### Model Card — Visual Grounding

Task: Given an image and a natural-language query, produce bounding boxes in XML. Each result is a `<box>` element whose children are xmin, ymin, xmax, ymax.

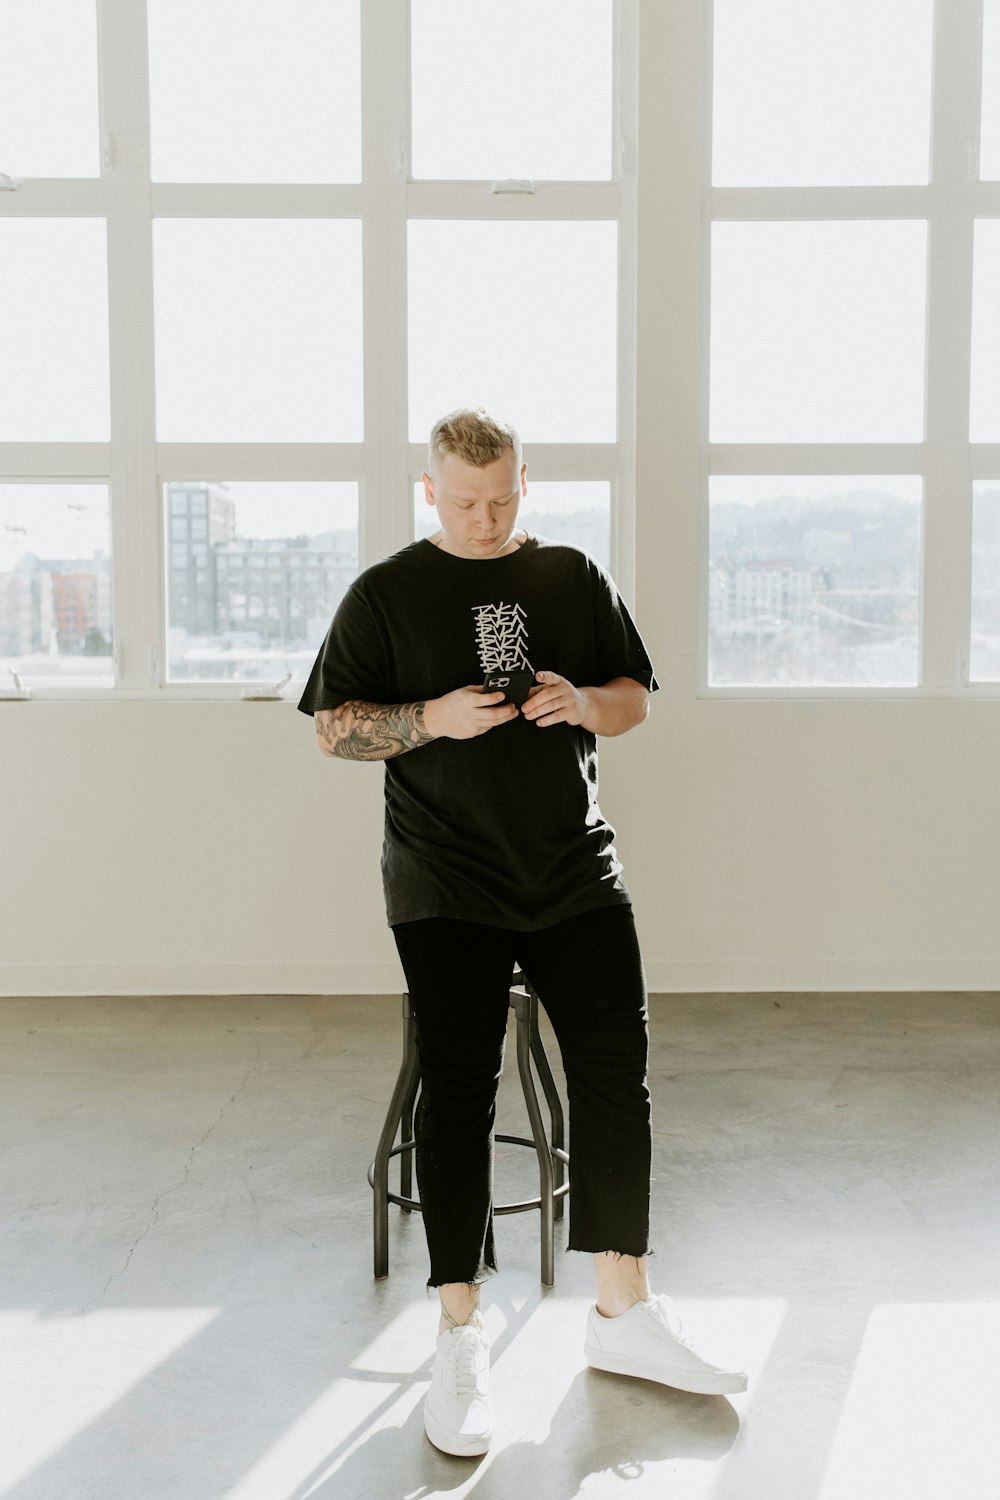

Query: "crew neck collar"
<box><xmin>420</xmin><ymin>532</ymin><xmax>537</xmax><ymax>565</ymax></box>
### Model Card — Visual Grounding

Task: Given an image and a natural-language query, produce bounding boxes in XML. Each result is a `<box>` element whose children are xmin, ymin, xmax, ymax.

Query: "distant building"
<box><xmin>0</xmin><ymin>553</ymin><xmax>110</xmax><ymax>657</ymax></box>
<box><xmin>167</xmin><ymin>482</ymin><xmax>236</xmax><ymax>635</ymax></box>
<box><xmin>165</xmin><ymin>482</ymin><xmax>356</xmax><ymax>652</ymax></box>
<box><xmin>710</xmin><ymin>559</ymin><xmax>816</xmax><ymax>631</ymax></box>
<box><xmin>213</xmin><ymin>533</ymin><xmax>355</xmax><ymax>644</ymax></box>
<box><xmin>0</xmin><ymin>566</ymin><xmax>47</xmax><ymax>657</ymax></box>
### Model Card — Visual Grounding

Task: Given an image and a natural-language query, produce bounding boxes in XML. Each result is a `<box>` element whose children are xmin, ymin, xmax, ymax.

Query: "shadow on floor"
<box><xmin>308</xmin><ymin>1367</ymin><xmax>740</xmax><ymax>1499</ymax></box>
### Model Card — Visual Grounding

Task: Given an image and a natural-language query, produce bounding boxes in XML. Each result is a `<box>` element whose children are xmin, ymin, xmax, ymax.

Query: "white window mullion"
<box><xmin>405</xmin><ymin>182</ymin><xmax>621</xmax><ymax>220</ymax></box>
<box><xmin>921</xmin><ymin>0</ymin><xmax>984</xmax><ymax>690</ymax></box>
<box><xmin>98</xmin><ymin>0</ymin><xmax>158</xmax><ymax>691</ymax></box>
<box><xmin>149</xmin><ymin>184</ymin><xmax>364</xmax><ymax>218</ymax></box>
<box><xmin>972</xmin><ymin>444</ymin><xmax>1000</xmax><ymax>476</ymax></box>
<box><xmin>613</xmin><ymin>0</ymin><xmax>639</xmax><ymax>599</ymax></box>
<box><xmin>0</xmin><ymin>443</ymin><xmax>111</xmax><ymax>478</ymax></box>
<box><xmin>360</xmin><ymin>0</ymin><xmax>411</xmax><ymax>568</ymax></box>
<box><xmin>712</xmin><ymin>184</ymin><xmax>930</xmax><ymax>221</ymax></box>
<box><xmin>0</xmin><ymin>180</ymin><xmax>104</xmax><ymax>216</ymax></box>
<box><xmin>155</xmin><ymin>445</ymin><xmax>366</xmax><ymax>484</ymax></box>
<box><xmin>635</xmin><ymin>0</ymin><xmax>706</xmax><ymax>698</ymax></box>
<box><xmin>708</xmin><ymin>443</ymin><xmax>926</xmax><ymax>475</ymax></box>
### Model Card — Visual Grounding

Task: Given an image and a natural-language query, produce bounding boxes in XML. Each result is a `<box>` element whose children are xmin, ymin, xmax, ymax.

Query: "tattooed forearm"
<box><xmin>315</xmin><ymin>700</ymin><xmax>436</xmax><ymax>761</ymax></box>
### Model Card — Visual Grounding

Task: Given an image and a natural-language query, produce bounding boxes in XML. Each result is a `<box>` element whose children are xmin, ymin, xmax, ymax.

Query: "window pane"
<box><xmin>712</xmin><ymin>0</ymin><xmax>932</xmax><ymax>186</ymax></box>
<box><xmin>164</xmin><ymin>481</ymin><xmax>358</xmax><ymax>683</ymax></box>
<box><xmin>982</xmin><ymin>0</ymin><xmax>1000</xmax><ymax>180</ymax></box>
<box><xmin>971</xmin><ymin>482</ymin><xmax>1000</xmax><ymax>681</ymax></box>
<box><xmin>0</xmin><ymin>484</ymin><xmax>112</xmax><ymax>687</ymax></box>
<box><xmin>970</xmin><ymin>221</ymin><xmax>1000</xmax><ymax>441</ymax></box>
<box><xmin>710</xmin><ymin>222</ymin><xmax>926</xmax><ymax>442</ymax></box>
<box><xmin>153</xmin><ymin>220</ymin><xmax>363</xmax><ymax>441</ymax></box>
<box><xmin>408</xmin><ymin>221</ymin><xmax>617</xmax><ymax>443</ymax></box>
<box><xmin>0</xmin><ymin>219</ymin><xmax>110</xmax><ymax>440</ymax></box>
<box><xmin>0</xmin><ymin>0</ymin><xmax>100</xmax><ymax>178</ymax></box>
<box><xmin>414</xmin><ymin>480</ymin><xmax>611</xmax><ymax>568</ymax></box>
<box><xmin>410</xmin><ymin>0</ymin><xmax>612</xmax><ymax>181</ymax></box>
<box><xmin>147</xmin><ymin>0</ymin><xmax>361</xmax><ymax>183</ymax></box>
<box><xmin>708</xmin><ymin>476</ymin><xmax>921</xmax><ymax>686</ymax></box>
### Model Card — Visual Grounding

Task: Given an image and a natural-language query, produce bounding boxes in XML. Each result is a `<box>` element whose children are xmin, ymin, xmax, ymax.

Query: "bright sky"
<box><xmin>220</xmin><ymin>482</ymin><xmax>357</xmax><ymax>538</ymax></box>
<box><xmin>712</xmin><ymin>0</ymin><xmax>934</xmax><ymax>186</ymax></box>
<box><xmin>0</xmin><ymin>485</ymin><xmax>109</xmax><ymax>571</ymax></box>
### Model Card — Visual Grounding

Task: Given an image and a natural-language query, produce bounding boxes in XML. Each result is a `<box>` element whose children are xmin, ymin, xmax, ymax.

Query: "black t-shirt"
<box><xmin>297</xmin><ymin>533</ymin><xmax>659</xmax><ymax>930</ymax></box>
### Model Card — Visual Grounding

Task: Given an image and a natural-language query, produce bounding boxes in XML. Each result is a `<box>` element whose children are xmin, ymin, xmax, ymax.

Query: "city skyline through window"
<box><xmin>708</xmin><ymin>477</ymin><xmax>921</xmax><ymax>687</ymax></box>
<box><xmin>164</xmin><ymin>482</ymin><xmax>358</xmax><ymax>684</ymax></box>
<box><xmin>0</xmin><ymin>485</ymin><xmax>112</xmax><ymax>687</ymax></box>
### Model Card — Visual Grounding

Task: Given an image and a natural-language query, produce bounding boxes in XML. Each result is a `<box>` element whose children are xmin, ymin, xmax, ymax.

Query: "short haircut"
<box><xmin>428</xmin><ymin>407</ymin><xmax>522</xmax><ymax>477</ymax></box>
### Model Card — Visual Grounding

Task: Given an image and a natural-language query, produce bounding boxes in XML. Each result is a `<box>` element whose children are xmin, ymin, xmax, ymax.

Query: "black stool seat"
<box><xmin>368</xmin><ymin>971</ymin><xmax>569</xmax><ymax>1287</ymax></box>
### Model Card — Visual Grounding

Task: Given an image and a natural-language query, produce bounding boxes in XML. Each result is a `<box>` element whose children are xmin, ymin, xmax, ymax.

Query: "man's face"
<box><xmin>421</xmin><ymin>450</ymin><xmax>528</xmax><ymax>560</ymax></box>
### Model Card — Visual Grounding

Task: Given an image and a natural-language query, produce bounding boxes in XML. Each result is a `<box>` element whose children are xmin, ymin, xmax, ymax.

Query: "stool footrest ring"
<box><xmin>367</xmin><ymin>1135</ymin><xmax>570</xmax><ymax>1215</ymax></box>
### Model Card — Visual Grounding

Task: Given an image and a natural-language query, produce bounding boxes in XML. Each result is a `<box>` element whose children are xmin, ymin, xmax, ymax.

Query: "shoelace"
<box><xmin>450</xmin><ymin>1333</ymin><xmax>487</xmax><ymax>1395</ymax></box>
<box><xmin>646</xmin><ymin>1296</ymin><xmax>697</xmax><ymax>1350</ymax></box>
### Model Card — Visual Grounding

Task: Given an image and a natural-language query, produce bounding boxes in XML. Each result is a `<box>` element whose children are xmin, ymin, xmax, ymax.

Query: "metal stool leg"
<box><xmin>398</xmin><ymin>1000</ymin><xmax>420</xmax><ymax>1208</ymax></box>
<box><xmin>511</xmin><ymin>986</ymin><xmax>555</xmax><ymax>1288</ymax></box>
<box><xmin>372</xmin><ymin>993</ymin><xmax>421</xmax><ymax>1279</ymax></box>
<box><xmin>524</xmin><ymin>979</ymin><xmax>567</xmax><ymax>1222</ymax></box>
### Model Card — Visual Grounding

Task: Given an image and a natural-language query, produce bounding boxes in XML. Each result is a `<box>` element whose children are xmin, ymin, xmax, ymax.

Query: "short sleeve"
<box><xmin>590</xmin><ymin>561</ymin><xmax>660</xmax><ymax>692</ymax></box>
<box><xmin>296</xmin><ymin>583</ymin><xmax>393</xmax><ymax>717</ymax></box>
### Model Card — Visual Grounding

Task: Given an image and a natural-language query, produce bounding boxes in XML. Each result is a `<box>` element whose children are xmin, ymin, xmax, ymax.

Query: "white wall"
<box><xmin>2</xmin><ymin>692</ymin><xmax>999</xmax><ymax>996</ymax></box>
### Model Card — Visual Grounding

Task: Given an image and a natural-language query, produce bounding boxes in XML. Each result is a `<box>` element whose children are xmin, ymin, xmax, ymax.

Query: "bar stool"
<box><xmin>368</xmin><ymin>971</ymin><xmax>570</xmax><ymax>1287</ymax></box>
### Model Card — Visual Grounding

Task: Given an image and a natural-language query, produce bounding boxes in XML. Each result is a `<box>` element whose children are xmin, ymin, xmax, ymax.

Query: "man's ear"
<box><xmin>421</xmin><ymin>470</ymin><xmax>436</xmax><ymax>507</ymax></box>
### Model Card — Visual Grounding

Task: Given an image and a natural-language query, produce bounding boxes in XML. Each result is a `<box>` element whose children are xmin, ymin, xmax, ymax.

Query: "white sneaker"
<box><xmin>424</xmin><ymin>1324</ymin><xmax>493</xmax><ymax>1456</ymax></box>
<box><xmin>584</xmin><ymin>1294</ymin><xmax>748</xmax><ymax>1396</ymax></box>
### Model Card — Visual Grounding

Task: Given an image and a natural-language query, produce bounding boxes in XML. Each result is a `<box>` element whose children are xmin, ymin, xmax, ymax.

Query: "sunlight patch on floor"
<box><xmin>816</xmin><ymin>1303</ymin><xmax>1000</xmax><ymax>1500</ymax></box>
<box><xmin>0</xmin><ymin>1308</ymin><xmax>219</xmax><ymax>1496</ymax></box>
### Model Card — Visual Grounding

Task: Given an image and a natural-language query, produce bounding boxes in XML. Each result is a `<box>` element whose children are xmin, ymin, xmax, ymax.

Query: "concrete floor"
<box><xmin>1</xmin><ymin>990</ymin><xmax>998</xmax><ymax>1500</ymax></box>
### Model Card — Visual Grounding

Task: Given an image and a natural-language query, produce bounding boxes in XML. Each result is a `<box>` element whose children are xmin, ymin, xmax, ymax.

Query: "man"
<box><xmin>298</xmin><ymin>408</ymin><xmax>746</xmax><ymax>1457</ymax></box>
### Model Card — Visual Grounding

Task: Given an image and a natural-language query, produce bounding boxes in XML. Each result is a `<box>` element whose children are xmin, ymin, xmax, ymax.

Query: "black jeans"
<box><xmin>391</xmin><ymin>903</ymin><xmax>652</xmax><ymax>1288</ymax></box>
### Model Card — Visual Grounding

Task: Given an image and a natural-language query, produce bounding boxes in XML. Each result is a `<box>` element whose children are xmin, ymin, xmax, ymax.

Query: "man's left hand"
<box><xmin>521</xmin><ymin>670</ymin><xmax>587</xmax><ymax>727</ymax></box>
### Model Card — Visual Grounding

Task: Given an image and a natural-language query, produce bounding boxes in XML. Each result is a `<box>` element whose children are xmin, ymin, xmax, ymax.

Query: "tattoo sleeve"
<box><xmin>315</xmin><ymin>700</ymin><xmax>436</xmax><ymax>761</ymax></box>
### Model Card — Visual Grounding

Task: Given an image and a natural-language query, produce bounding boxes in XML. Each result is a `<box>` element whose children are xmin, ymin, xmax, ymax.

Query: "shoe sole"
<box><xmin>424</xmin><ymin>1406</ymin><xmax>492</xmax><ymax>1458</ymax></box>
<box><xmin>584</xmin><ymin>1342</ymin><xmax>748</xmax><ymax>1396</ymax></box>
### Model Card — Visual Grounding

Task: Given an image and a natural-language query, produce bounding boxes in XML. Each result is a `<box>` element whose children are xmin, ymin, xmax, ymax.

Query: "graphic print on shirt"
<box><xmin>472</xmin><ymin>600</ymin><xmax>533</xmax><ymax>673</ymax></box>
<box><xmin>472</xmin><ymin>600</ymin><xmax>535</xmax><ymax>705</ymax></box>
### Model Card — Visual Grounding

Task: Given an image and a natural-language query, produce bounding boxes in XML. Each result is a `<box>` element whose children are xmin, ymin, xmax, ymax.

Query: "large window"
<box><xmin>1</xmin><ymin>1</ymin><xmax>996</xmax><ymax>698</ymax></box>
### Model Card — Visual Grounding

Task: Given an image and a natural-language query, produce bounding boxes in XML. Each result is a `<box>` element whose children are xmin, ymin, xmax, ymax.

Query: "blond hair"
<box><xmin>428</xmin><ymin>407</ymin><xmax>522</xmax><ymax>476</ymax></box>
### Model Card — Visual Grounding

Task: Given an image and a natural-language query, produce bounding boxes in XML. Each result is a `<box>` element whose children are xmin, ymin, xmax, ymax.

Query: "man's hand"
<box><xmin>521</xmin><ymin>670</ymin><xmax>587</xmax><ymax>727</ymax></box>
<box><xmin>521</xmin><ymin>671</ymin><xmax>651</xmax><ymax>735</ymax></box>
<box><xmin>424</xmin><ymin>684</ymin><xmax>520</xmax><ymax>740</ymax></box>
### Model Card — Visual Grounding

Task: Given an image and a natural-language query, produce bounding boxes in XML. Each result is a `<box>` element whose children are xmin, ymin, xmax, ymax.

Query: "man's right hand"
<box><xmin>424</xmin><ymin>685</ymin><xmax>520</xmax><ymax>740</ymax></box>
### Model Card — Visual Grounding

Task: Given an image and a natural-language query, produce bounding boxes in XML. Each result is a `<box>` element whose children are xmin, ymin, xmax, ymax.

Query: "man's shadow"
<box><xmin>305</xmin><ymin>1367</ymin><xmax>740</xmax><ymax>1499</ymax></box>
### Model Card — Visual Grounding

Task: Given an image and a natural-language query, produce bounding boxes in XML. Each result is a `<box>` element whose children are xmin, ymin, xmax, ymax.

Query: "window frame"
<box><xmin>3</xmin><ymin>0</ymin><xmax>998</xmax><ymax>700</ymax></box>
